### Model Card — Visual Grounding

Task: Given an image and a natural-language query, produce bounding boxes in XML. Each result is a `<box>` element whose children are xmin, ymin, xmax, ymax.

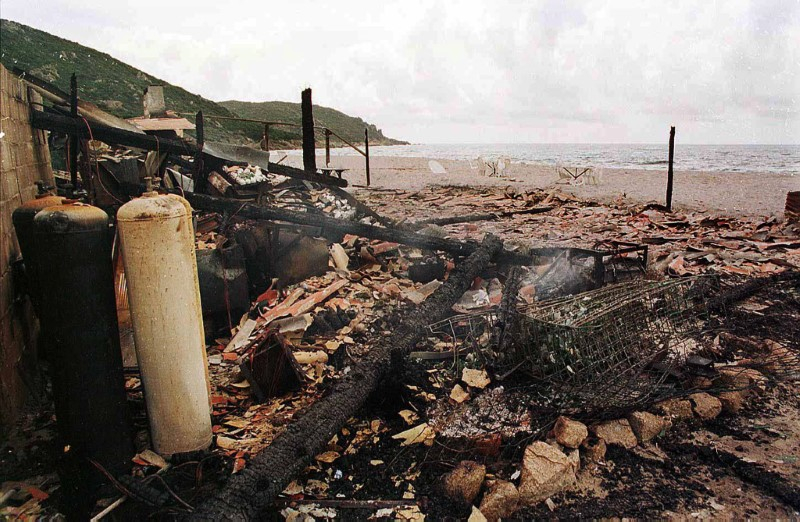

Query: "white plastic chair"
<box><xmin>556</xmin><ymin>164</ymin><xmax>571</xmax><ymax>183</ymax></box>
<box><xmin>428</xmin><ymin>160</ymin><xmax>447</xmax><ymax>174</ymax></box>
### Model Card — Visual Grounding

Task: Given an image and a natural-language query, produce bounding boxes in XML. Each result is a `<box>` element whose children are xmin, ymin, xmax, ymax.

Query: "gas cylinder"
<box><xmin>117</xmin><ymin>190</ymin><xmax>212</xmax><ymax>455</ymax></box>
<box><xmin>11</xmin><ymin>195</ymin><xmax>66</xmax><ymax>314</ymax></box>
<box><xmin>33</xmin><ymin>202</ymin><xmax>133</xmax><ymax>517</ymax></box>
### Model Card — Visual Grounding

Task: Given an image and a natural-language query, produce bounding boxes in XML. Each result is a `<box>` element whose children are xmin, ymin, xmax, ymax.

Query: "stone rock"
<box><xmin>631</xmin><ymin>443</ymin><xmax>669</xmax><ymax>463</ymax></box>
<box><xmin>627</xmin><ymin>411</ymin><xmax>670</xmax><ymax>443</ymax></box>
<box><xmin>716</xmin><ymin>368</ymin><xmax>751</xmax><ymax>389</ymax></box>
<box><xmin>468</xmin><ymin>506</ymin><xmax>488</xmax><ymax>522</ymax></box>
<box><xmin>718</xmin><ymin>391</ymin><xmax>745</xmax><ymax>414</ymax></box>
<box><xmin>518</xmin><ymin>442</ymin><xmax>577</xmax><ymax>506</ymax></box>
<box><xmin>441</xmin><ymin>460</ymin><xmax>486</xmax><ymax>505</ymax></box>
<box><xmin>689</xmin><ymin>392</ymin><xmax>722</xmax><ymax>420</ymax></box>
<box><xmin>590</xmin><ymin>419</ymin><xmax>638</xmax><ymax>449</ymax></box>
<box><xmin>478</xmin><ymin>480</ymin><xmax>520</xmax><ymax>522</ymax></box>
<box><xmin>689</xmin><ymin>376</ymin><xmax>713</xmax><ymax>389</ymax></box>
<box><xmin>565</xmin><ymin>448</ymin><xmax>580</xmax><ymax>472</ymax></box>
<box><xmin>655</xmin><ymin>398</ymin><xmax>694</xmax><ymax>419</ymax></box>
<box><xmin>763</xmin><ymin>340</ymin><xmax>792</xmax><ymax>373</ymax></box>
<box><xmin>581</xmin><ymin>437</ymin><xmax>607</xmax><ymax>463</ymax></box>
<box><xmin>553</xmin><ymin>416</ymin><xmax>588</xmax><ymax>449</ymax></box>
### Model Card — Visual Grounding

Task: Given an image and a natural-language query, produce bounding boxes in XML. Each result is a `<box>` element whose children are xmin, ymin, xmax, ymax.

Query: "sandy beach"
<box><xmin>282</xmin><ymin>154</ymin><xmax>799</xmax><ymax>218</ymax></box>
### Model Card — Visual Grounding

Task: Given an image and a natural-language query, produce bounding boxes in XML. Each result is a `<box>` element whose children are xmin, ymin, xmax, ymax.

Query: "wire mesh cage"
<box><xmin>418</xmin><ymin>273</ymin><xmax>799</xmax><ymax>429</ymax></box>
<box><xmin>717</xmin><ymin>273</ymin><xmax>800</xmax><ymax>382</ymax></box>
<box><xmin>500</xmin><ymin>276</ymin><xmax>720</xmax><ymax>418</ymax></box>
<box><xmin>420</xmin><ymin>312</ymin><xmax>499</xmax><ymax>366</ymax></box>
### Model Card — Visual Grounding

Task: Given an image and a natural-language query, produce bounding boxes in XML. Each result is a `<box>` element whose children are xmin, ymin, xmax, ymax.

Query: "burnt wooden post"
<box><xmin>69</xmin><ymin>73</ymin><xmax>79</xmax><ymax>189</ymax></box>
<box><xmin>365</xmin><ymin>128</ymin><xmax>371</xmax><ymax>186</ymax></box>
<box><xmin>263</xmin><ymin>124</ymin><xmax>270</xmax><ymax>153</ymax></box>
<box><xmin>194</xmin><ymin>111</ymin><xmax>205</xmax><ymax>192</ymax></box>
<box><xmin>324</xmin><ymin>129</ymin><xmax>331</xmax><ymax>166</ymax></box>
<box><xmin>666</xmin><ymin>126</ymin><xmax>675</xmax><ymax>211</ymax></box>
<box><xmin>301</xmin><ymin>88</ymin><xmax>316</xmax><ymax>173</ymax></box>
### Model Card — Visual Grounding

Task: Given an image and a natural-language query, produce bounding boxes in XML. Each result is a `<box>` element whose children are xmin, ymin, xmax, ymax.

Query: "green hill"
<box><xmin>219</xmin><ymin>100</ymin><xmax>407</xmax><ymax>147</ymax></box>
<box><xmin>0</xmin><ymin>19</ymin><xmax>404</xmax><ymax>147</ymax></box>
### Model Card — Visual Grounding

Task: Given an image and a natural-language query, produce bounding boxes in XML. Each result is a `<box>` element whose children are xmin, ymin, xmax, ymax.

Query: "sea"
<box><xmin>319</xmin><ymin>143</ymin><xmax>800</xmax><ymax>174</ymax></box>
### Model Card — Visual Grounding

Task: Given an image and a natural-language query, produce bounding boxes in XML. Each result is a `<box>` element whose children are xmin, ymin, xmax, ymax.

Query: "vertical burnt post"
<box><xmin>301</xmin><ymin>88</ymin><xmax>316</xmax><ymax>173</ymax></box>
<box><xmin>325</xmin><ymin>129</ymin><xmax>331</xmax><ymax>166</ymax></box>
<box><xmin>666</xmin><ymin>126</ymin><xmax>675</xmax><ymax>211</ymax></box>
<box><xmin>194</xmin><ymin>111</ymin><xmax>205</xmax><ymax>192</ymax></box>
<box><xmin>365</xmin><ymin>128</ymin><xmax>371</xmax><ymax>187</ymax></box>
<box><xmin>263</xmin><ymin>124</ymin><xmax>270</xmax><ymax>153</ymax></box>
<box><xmin>69</xmin><ymin>73</ymin><xmax>79</xmax><ymax>189</ymax></box>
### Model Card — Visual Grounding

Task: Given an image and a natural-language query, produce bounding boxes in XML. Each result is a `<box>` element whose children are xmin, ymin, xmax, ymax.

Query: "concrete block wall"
<box><xmin>0</xmin><ymin>63</ymin><xmax>55</xmax><ymax>435</ymax></box>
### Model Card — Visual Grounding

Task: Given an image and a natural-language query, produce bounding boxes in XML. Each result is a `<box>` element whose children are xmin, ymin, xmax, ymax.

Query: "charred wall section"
<box><xmin>0</xmin><ymin>63</ymin><xmax>55</xmax><ymax>435</ymax></box>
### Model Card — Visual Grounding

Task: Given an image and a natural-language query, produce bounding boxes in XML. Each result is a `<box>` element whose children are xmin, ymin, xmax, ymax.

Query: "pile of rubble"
<box><xmin>4</xmin><ymin>161</ymin><xmax>800</xmax><ymax>519</ymax></box>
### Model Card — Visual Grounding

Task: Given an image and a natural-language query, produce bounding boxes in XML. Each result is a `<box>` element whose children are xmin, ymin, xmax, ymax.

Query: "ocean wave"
<box><xmin>324</xmin><ymin>143</ymin><xmax>800</xmax><ymax>174</ymax></box>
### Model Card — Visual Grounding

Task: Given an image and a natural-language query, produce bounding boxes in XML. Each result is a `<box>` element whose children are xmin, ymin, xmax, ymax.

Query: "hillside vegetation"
<box><xmin>220</xmin><ymin>100</ymin><xmax>406</xmax><ymax>147</ymax></box>
<box><xmin>0</xmin><ymin>19</ymin><xmax>404</xmax><ymax>146</ymax></box>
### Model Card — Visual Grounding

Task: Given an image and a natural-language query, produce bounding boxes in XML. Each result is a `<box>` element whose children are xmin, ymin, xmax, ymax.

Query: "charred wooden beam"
<box><xmin>410</xmin><ymin>206</ymin><xmax>553</xmax><ymax>228</ymax></box>
<box><xmin>186</xmin><ymin>194</ymin><xmax>591</xmax><ymax>266</ymax></box>
<box><xmin>186</xmin><ymin>192</ymin><xmax>480</xmax><ymax>258</ymax></box>
<box><xmin>666</xmin><ymin>126</ymin><xmax>675</xmax><ymax>211</ymax></box>
<box><xmin>190</xmin><ymin>234</ymin><xmax>503</xmax><ymax>520</ymax></box>
<box><xmin>31</xmin><ymin>110</ymin><xmax>196</xmax><ymax>156</ymax></box>
<box><xmin>707</xmin><ymin>270</ymin><xmax>800</xmax><ymax>313</ymax></box>
<box><xmin>301</xmin><ymin>88</ymin><xmax>316</xmax><ymax>174</ymax></box>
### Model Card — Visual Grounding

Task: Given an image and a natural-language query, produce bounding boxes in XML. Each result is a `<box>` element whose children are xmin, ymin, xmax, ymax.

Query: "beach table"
<box><xmin>318</xmin><ymin>167</ymin><xmax>348</xmax><ymax>179</ymax></box>
<box><xmin>560</xmin><ymin>166</ymin><xmax>592</xmax><ymax>183</ymax></box>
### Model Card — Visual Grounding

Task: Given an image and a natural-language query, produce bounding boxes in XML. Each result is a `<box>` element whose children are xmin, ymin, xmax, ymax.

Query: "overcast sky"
<box><xmin>3</xmin><ymin>0</ymin><xmax>799</xmax><ymax>143</ymax></box>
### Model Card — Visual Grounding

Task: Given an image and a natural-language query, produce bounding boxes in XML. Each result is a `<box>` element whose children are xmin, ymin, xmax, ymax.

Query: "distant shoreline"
<box><xmin>278</xmin><ymin>153</ymin><xmax>797</xmax><ymax>218</ymax></box>
<box><xmin>320</xmin><ymin>143</ymin><xmax>800</xmax><ymax>176</ymax></box>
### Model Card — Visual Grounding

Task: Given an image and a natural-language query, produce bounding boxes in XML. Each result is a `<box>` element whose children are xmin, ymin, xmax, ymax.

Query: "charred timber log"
<box><xmin>186</xmin><ymin>193</ymin><xmax>532</xmax><ymax>264</ymax></box>
<box><xmin>493</xmin><ymin>266</ymin><xmax>524</xmax><ymax>358</ymax></box>
<box><xmin>707</xmin><ymin>270</ymin><xmax>800</xmax><ymax>313</ymax></box>
<box><xmin>190</xmin><ymin>234</ymin><xmax>503</xmax><ymax>520</ymax></box>
<box><xmin>410</xmin><ymin>206</ymin><xmax>553</xmax><ymax>229</ymax></box>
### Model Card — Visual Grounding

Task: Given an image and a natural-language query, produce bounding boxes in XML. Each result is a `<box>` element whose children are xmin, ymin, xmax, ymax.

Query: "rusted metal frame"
<box><xmin>325</xmin><ymin>127</ymin><xmax>367</xmax><ymax>157</ymax></box>
<box><xmin>178</xmin><ymin>113</ymin><xmax>302</xmax><ymax>127</ymax></box>
<box><xmin>69</xmin><ymin>73</ymin><xmax>79</xmax><ymax>189</ymax></box>
<box><xmin>14</xmin><ymin>67</ymin><xmax>145</xmax><ymax>134</ymax></box>
<box><xmin>30</xmin><ymin>111</ymin><xmax>196</xmax><ymax>156</ymax></box>
<box><xmin>179</xmin><ymin>112</ymin><xmax>369</xmax><ymax>170</ymax></box>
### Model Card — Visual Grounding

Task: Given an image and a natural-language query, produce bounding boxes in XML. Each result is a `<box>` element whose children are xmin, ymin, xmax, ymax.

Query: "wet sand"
<box><xmin>281</xmin><ymin>154</ymin><xmax>798</xmax><ymax>218</ymax></box>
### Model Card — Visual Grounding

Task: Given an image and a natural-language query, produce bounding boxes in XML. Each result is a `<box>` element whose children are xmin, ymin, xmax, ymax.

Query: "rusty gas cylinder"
<box><xmin>117</xmin><ymin>189</ymin><xmax>212</xmax><ymax>455</ymax></box>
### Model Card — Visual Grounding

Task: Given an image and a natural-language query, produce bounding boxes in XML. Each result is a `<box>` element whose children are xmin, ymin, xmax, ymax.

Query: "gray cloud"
<box><xmin>3</xmin><ymin>0</ymin><xmax>798</xmax><ymax>143</ymax></box>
